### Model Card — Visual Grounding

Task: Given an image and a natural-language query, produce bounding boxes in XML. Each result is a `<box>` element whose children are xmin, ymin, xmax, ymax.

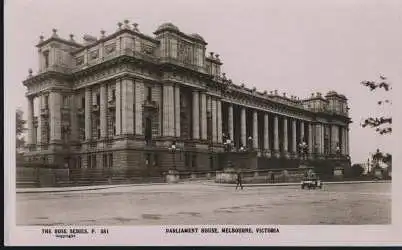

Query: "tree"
<box><xmin>360</xmin><ymin>75</ymin><xmax>392</xmax><ymax>167</ymax></box>
<box><xmin>16</xmin><ymin>108</ymin><xmax>26</xmax><ymax>149</ymax></box>
<box><xmin>350</xmin><ymin>164</ymin><xmax>365</xmax><ymax>177</ymax></box>
<box><xmin>360</xmin><ymin>75</ymin><xmax>392</xmax><ymax>135</ymax></box>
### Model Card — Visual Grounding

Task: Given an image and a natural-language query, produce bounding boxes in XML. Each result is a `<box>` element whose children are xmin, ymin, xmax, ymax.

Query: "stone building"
<box><xmin>23</xmin><ymin>21</ymin><xmax>351</xmax><ymax>172</ymax></box>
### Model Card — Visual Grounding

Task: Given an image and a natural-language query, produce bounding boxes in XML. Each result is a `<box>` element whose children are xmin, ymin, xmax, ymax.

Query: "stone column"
<box><xmin>252</xmin><ymin>110</ymin><xmax>258</xmax><ymax>149</ymax></box>
<box><xmin>49</xmin><ymin>92</ymin><xmax>62</xmax><ymax>142</ymax></box>
<box><xmin>315</xmin><ymin>123</ymin><xmax>322</xmax><ymax>154</ymax></box>
<box><xmin>121</xmin><ymin>78</ymin><xmax>134</xmax><ymax>135</ymax></box>
<box><xmin>70</xmin><ymin>95</ymin><xmax>79</xmax><ymax>142</ymax></box>
<box><xmin>100</xmin><ymin>84</ymin><xmax>108</xmax><ymax>138</ymax></box>
<box><xmin>211</xmin><ymin>98</ymin><xmax>217</xmax><ymax>143</ymax></box>
<box><xmin>263</xmin><ymin>113</ymin><xmax>269</xmax><ymax>152</ymax></box>
<box><xmin>27</xmin><ymin>96</ymin><xmax>34</xmax><ymax>145</ymax></box>
<box><xmin>228</xmin><ymin>103</ymin><xmax>234</xmax><ymax>141</ymax></box>
<box><xmin>175</xmin><ymin>85</ymin><xmax>181</xmax><ymax>137</ymax></box>
<box><xmin>200</xmin><ymin>92</ymin><xmax>207</xmax><ymax>140</ymax></box>
<box><xmin>273</xmin><ymin>115</ymin><xmax>279</xmax><ymax>152</ymax></box>
<box><xmin>300</xmin><ymin>121</ymin><xmax>305</xmax><ymax>141</ymax></box>
<box><xmin>341</xmin><ymin>127</ymin><xmax>346</xmax><ymax>155</ymax></box>
<box><xmin>292</xmin><ymin>119</ymin><xmax>297</xmax><ymax>154</ymax></box>
<box><xmin>115</xmin><ymin>80</ymin><xmax>122</xmax><ymax>135</ymax></box>
<box><xmin>134</xmin><ymin>79</ymin><xmax>143</xmax><ymax>135</ymax></box>
<box><xmin>85</xmin><ymin>88</ymin><xmax>92</xmax><ymax>140</ymax></box>
<box><xmin>283</xmin><ymin>117</ymin><xmax>288</xmax><ymax>154</ymax></box>
<box><xmin>240</xmin><ymin>107</ymin><xmax>246</xmax><ymax>147</ymax></box>
<box><xmin>192</xmin><ymin>90</ymin><xmax>200</xmax><ymax>140</ymax></box>
<box><xmin>346</xmin><ymin>127</ymin><xmax>350</xmax><ymax>155</ymax></box>
<box><xmin>308</xmin><ymin>123</ymin><xmax>313</xmax><ymax>155</ymax></box>
<box><xmin>37</xmin><ymin>95</ymin><xmax>43</xmax><ymax>145</ymax></box>
<box><xmin>163</xmin><ymin>84</ymin><xmax>175</xmax><ymax>137</ymax></box>
<box><xmin>217</xmin><ymin>100</ymin><xmax>222</xmax><ymax>143</ymax></box>
<box><xmin>331</xmin><ymin>124</ymin><xmax>339</xmax><ymax>154</ymax></box>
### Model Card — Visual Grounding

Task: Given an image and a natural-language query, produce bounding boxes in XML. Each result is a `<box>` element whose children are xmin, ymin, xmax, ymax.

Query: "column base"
<box><xmin>263</xmin><ymin>150</ymin><xmax>271</xmax><ymax>158</ymax></box>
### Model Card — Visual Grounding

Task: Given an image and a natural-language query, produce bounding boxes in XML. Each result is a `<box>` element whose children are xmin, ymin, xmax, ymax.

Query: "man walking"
<box><xmin>236</xmin><ymin>171</ymin><xmax>243</xmax><ymax>190</ymax></box>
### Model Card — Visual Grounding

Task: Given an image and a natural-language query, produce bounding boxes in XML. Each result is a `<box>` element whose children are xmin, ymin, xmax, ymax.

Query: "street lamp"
<box><xmin>168</xmin><ymin>141</ymin><xmax>178</xmax><ymax>170</ymax></box>
<box><xmin>298</xmin><ymin>140</ymin><xmax>308</xmax><ymax>160</ymax></box>
<box><xmin>223</xmin><ymin>134</ymin><xmax>232</xmax><ymax>152</ymax></box>
<box><xmin>247</xmin><ymin>136</ymin><xmax>253</xmax><ymax>151</ymax></box>
<box><xmin>336</xmin><ymin>143</ymin><xmax>341</xmax><ymax>157</ymax></box>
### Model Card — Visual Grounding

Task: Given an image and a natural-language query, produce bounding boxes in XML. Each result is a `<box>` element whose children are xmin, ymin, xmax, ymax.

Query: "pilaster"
<box><xmin>217</xmin><ymin>99</ymin><xmax>222</xmax><ymax>143</ymax></box>
<box><xmin>27</xmin><ymin>96</ymin><xmax>34</xmax><ymax>145</ymax></box>
<box><xmin>228</xmin><ymin>103</ymin><xmax>234</xmax><ymax>141</ymax></box>
<box><xmin>192</xmin><ymin>90</ymin><xmax>200</xmax><ymax>139</ymax></box>
<box><xmin>134</xmin><ymin>79</ymin><xmax>143</xmax><ymax>135</ymax></box>
<box><xmin>252</xmin><ymin>110</ymin><xmax>258</xmax><ymax>149</ymax></box>
<box><xmin>163</xmin><ymin>84</ymin><xmax>175</xmax><ymax>137</ymax></box>
<box><xmin>70</xmin><ymin>95</ymin><xmax>79</xmax><ymax>142</ymax></box>
<box><xmin>100</xmin><ymin>84</ymin><xmax>108</xmax><ymax>138</ymax></box>
<box><xmin>200</xmin><ymin>92</ymin><xmax>207</xmax><ymax>140</ymax></box>
<box><xmin>292</xmin><ymin>119</ymin><xmax>297</xmax><ymax>153</ymax></box>
<box><xmin>263</xmin><ymin>113</ymin><xmax>269</xmax><ymax>152</ymax></box>
<box><xmin>283</xmin><ymin>117</ymin><xmax>288</xmax><ymax>155</ymax></box>
<box><xmin>240</xmin><ymin>107</ymin><xmax>246</xmax><ymax>147</ymax></box>
<box><xmin>211</xmin><ymin>98</ymin><xmax>217</xmax><ymax>143</ymax></box>
<box><xmin>49</xmin><ymin>91</ymin><xmax>62</xmax><ymax>143</ymax></box>
<box><xmin>273</xmin><ymin>115</ymin><xmax>279</xmax><ymax>155</ymax></box>
<box><xmin>85</xmin><ymin>88</ymin><xmax>92</xmax><ymax>140</ymax></box>
<box><xmin>175</xmin><ymin>85</ymin><xmax>181</xmax><ymax>137</ymax></box>
<box><xmin>115</xmin><ymin>80</ymin><xmax>122</xmax><ymax>135</ymax></box>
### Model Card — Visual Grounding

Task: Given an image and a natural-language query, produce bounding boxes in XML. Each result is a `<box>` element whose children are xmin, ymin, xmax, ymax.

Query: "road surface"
<box><xmin>16</xmin><ymin>182</ymin><xmax>391</xmax><ymax>225</ymax></box>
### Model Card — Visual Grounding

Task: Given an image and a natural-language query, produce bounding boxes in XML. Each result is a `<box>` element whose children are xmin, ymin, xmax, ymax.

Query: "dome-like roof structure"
<box><xmin>190</xmin><ymin>33</ymin><xmax>205</xmax><ymax>42</ymax></box>
<box><xmin>156</xmin><ymin>22</ymin><xmax>180</xmax><ymax>32</ymax></box>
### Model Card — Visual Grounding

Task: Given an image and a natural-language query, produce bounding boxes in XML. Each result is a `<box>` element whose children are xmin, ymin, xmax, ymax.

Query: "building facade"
<box><xmin>23</xmin><ymin>21</ymin><xmax>351</xmax><ymax>172</ymax></box>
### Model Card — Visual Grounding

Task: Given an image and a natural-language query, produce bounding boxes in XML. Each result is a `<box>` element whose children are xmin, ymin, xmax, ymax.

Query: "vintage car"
<box><xmin>301</xmin><ymin>177</ymin><xmax>322</xmax><ymax>189</ymax></box>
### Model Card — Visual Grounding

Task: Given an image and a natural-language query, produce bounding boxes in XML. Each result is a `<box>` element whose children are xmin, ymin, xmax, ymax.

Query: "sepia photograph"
<box><xmin>4</xmin><ymin>0</ymin><xmax>401</xmax><ymax>246</ymax></box>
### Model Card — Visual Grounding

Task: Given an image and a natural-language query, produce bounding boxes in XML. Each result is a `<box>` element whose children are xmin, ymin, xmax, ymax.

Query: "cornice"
<box><xmin>23</xmin><ymin>71</ymin><xmax>71</xmax><ymax>86</ymax></box>
<box><xmin>36</xmin><ymin>37</ymin><xmax>83</xmax><ymax>48</ymax></box>
<box><xmin>72</xmin><ymin>29</ymin><xmax>160</xmax><ymax>54</ymax></box>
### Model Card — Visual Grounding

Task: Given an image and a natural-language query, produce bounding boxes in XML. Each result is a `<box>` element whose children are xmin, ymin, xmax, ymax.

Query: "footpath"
<box><xmin>16</xmin><ymin>179</ymin><xmax>390</xmax><ymax>194</ymax></box>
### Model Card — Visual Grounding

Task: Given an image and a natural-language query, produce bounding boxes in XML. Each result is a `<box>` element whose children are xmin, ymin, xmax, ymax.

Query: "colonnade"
<box><xmin>25</xmin><ymin>82</ymin><xmax>350</xmax><ymax>158</ymax></box>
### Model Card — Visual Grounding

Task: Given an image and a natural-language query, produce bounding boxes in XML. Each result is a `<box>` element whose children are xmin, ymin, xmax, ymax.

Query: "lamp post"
<box><xmin>247</xmin><ymin>136</ymin><xmax>253</xmax><ymax>151</ymax></box>
<box><xmin>223</xmin><ymin>134</ymin><xmax>232</xmax><ymax>152</ymax></box>
<box><xmin>168</xmin><ymin>141</ymin><xmax>178</xmax><ymax>170</ymax></box>
<box><xmin>336</xmin><ymin>144</ymin><xmax>341</xmax><ymax>158</ymax></box>
<box><xmin>298</xmin><ymin>140</ymin><xmax>308</xmax><ymax>160</ymax></box>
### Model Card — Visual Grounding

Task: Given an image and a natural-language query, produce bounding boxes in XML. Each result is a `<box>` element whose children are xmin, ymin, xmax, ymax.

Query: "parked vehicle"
<box><xmin>301</xmin><ymin>177</ymin><xmax>322</xmax><ymax>189</ymax></box>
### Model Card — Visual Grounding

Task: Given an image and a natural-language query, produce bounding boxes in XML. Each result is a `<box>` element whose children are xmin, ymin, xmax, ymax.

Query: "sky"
<box><xmin>4</xmin><ymin>0</ymin><xmax>401</xmax><ymax>164</ymax></box>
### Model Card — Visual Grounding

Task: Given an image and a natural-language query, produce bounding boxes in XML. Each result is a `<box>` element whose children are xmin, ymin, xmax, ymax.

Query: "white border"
<box><xmin>4</xmin><ymin>0</ymin><xmax>402</xmax><ymax>246</ymax></box>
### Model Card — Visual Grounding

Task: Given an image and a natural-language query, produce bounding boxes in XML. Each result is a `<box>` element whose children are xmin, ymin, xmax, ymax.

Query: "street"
<box><xmin>16</xmin><ymin>182</ymin><xmax>391</xmax><ymax>225</ymax></box>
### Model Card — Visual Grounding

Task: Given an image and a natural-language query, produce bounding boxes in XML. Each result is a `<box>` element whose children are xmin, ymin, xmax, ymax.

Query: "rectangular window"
<box><xmin>87</xmin><ymin>155</ymin><xmax>92</xmax><ymax>169</ymax></box>
<box><xmin>77</xmin><ymin>156</ymin><xmax>82</xmax><ymax>169</ymax></box>
<box><xmin>185</xmin><ymin>152</ymin><xmax>190</xmax><ymax>167</ymax></box>
<box><xmin>96</xmin><ymin>94</ymin><xmax>100</xmax><ymax>105</ymax></box>
<box><xmin>112</xmin><ymin>89</ymin><xmax>116</xmax><ymax>101</ymax></box>
<box><xmin>192</xmin><ymin>155</ymin><xmax>197</xmax><ymax>170</ymax></box>
<box><xmin>44</xmin><ymin>95</ymin><xmax>49</xmax><ymax>109</ymax></box>
<box><xmin>81</xmin><ymin>97</ymin><xmax>85</xmax><ymax>109</ymax></box>
<box><xmin>43</xmin><ymin>51</ymin><xmax>49</xmax><ymax>68</ymax></box>
<box><xmin>147</xmin><ymin>86</ymin><xmax>152</xmax><ymax>101</ymax></box>
<box><xmin>92</xmin><ymin>155</ymin><xmax>97</xmax><ymax>169</ymax></box>
<box><xmin>103</xmin><ymin>154</ymin><xmax>107</xmax><ymax>168</ymax></box>
<box><xmin>153</xmin><ymin>154</ymin><xmax>158</xmax><ymax>167</ymax></box>
<box><xmin>62</xmin><ymin>95</ymin><xmax>69</xmax><ymax>107</ymax></box>
<box><xmin>109</xmin><ymin>153</ymin><xmax>113</xmax><ymax>168</ymax></box>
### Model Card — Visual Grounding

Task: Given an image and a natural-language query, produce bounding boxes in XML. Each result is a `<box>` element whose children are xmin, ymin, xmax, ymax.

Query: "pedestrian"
<box><xmin>236</xmin><ymin>171</ymin><xmax>243</xmax><ymax>190</ymax></box>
